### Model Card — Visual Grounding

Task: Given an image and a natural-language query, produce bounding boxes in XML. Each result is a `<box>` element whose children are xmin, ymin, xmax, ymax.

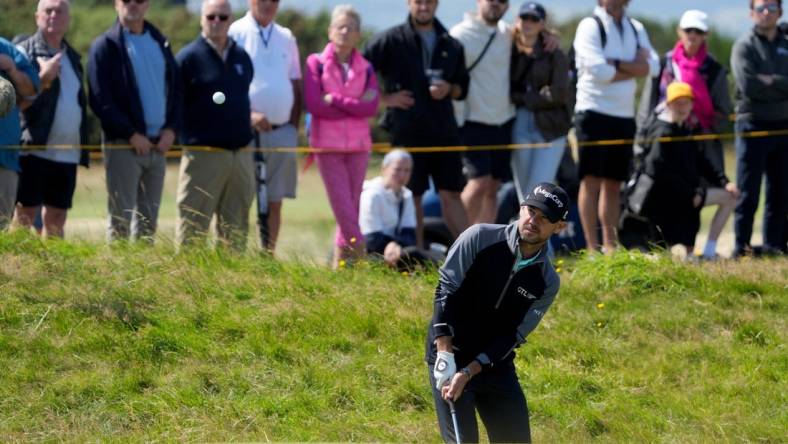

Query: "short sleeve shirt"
<box><xmin>229</xmin><ymin>12</ymin><xmax>302</xmax><ymax>125</ymax></box>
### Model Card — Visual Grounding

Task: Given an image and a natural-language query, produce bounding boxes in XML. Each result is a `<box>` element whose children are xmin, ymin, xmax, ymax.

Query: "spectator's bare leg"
<box><xmin>12</xmin><ymin>205</ymin><xmax>39</xmax><ymax>231</ymax></box>
<box><xmin>42</xmin><ymin>206</ymin><xmax>67</xmax><ymax>239</ymax></box>
<box><xmin>599</xmin><ymin>179</ymin><xmax>621</xmax><ymax>254</ymax></box>
<box><xmin>439</xmin><ymin>190</ymin><xmax>470</xmax><ymax>239</ymax></box>
<box><xmin>578</xmin><ymin>176</ymin><xmax>601</xmax><ymax>253</ymax></box>
<box><xmin>462</xmin><ymin>176</ymin><xmax>498</xmax><ymax>224</ymax></box>
<box><xmin>414</xmin><ymin>194</ymin><xmax>425</xmax><ymax>249</ymax></box>
<box><xmin>266</xmin><ymin>200</ymin><xmax>283</xmax><ymax>252</ymax></box>
<box><xmin>704</xmin><ymin>187</ymin><xmax>736</xmax><ymax>243</ymax></box>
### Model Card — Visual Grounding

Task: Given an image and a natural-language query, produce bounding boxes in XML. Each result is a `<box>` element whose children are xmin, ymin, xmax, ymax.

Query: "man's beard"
<box><xmin>413</xmin><ymin>16</ymin><xmax>434</xmax><ymax>27</ymax></box>
<box><xmin>482</xmin><ymin>10</ymin><xmax>504</xmax><ymax>25</ymax></box>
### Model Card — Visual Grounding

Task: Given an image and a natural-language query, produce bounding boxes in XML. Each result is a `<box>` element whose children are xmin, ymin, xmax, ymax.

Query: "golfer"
<box><xmin>426</xmin><ymin>182</ymin><xmax>569</xmax><ymax>443</ymax></box>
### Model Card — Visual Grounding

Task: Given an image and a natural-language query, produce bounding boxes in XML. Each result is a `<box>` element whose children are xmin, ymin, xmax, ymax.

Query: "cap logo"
<box><xmin>535</xmin><ymin>186</ymin><xmax>564</xmax><ymax>208</ymax></box>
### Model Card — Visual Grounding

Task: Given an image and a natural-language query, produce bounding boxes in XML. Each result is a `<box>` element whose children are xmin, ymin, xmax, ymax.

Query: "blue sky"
<box><xmin>190</xmin><ymin>0</ymin><xmax>757</xmax><ymax>38</ymax></box>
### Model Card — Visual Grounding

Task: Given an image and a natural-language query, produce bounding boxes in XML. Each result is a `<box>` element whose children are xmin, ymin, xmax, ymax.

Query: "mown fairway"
<box><xmin>0</xmin><ymin>232</ymin><xmax>785</xmax><ymax>442</ymax></box>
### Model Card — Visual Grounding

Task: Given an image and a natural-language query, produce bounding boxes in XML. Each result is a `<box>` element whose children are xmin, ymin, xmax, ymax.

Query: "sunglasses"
<box><xmin>683</xmin><ymin>28</ymin><xmax>707</xmax><ymax>35</ymax></box>
<box><xmin>753</xmin><ymin>3</ymin><xmax>780</xmax><ymax>13</ymax></box>
<box><xmin>205</xmin><ymin>14</ymin><xmax>230</xmax><ymax>21</ymax></box>
<box><xmin>121</xmin><ymin>0</ymin><xmax>148</xmax><ymax>4</ymax></box>
<box><xmin>520</xmin><ymin>14</ymin><xmax>543</xmax><ymax>23</ymax></box>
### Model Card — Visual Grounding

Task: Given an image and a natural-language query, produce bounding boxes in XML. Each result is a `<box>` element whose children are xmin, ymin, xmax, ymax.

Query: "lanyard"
<box><xmin>258</xmin><ymin>23</ymin><xmax>274</xmax><ymax>49</ymax></box>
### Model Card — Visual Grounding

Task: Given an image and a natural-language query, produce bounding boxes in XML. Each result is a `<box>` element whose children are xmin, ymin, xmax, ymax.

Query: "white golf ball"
<box><xmin>212</xmin><ymin>91</ymin><xmax>226</xmax><ymax>105</ymax></box>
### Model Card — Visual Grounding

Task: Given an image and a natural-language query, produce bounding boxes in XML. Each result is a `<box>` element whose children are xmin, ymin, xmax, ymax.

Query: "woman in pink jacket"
<box><xmin>305</xmin><ymin>5</ymin><xmax>380</xmax><ymax>268</ymax></box>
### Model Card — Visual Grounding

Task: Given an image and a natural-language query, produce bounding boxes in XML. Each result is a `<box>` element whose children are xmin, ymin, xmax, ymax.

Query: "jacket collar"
<box><xmin>108</xmin><ymin>18</ymin><xmax>168</xmax><ymax>48</ymax></box>
<box><xmin>505</xmin><ymin>222</ymin><xmax>549</xmax><ymax>263</ymax></box>
<box><xmin>319</xmin><ymin>42</ymin><xmax>361</xmax><ymax>67</ymax></box>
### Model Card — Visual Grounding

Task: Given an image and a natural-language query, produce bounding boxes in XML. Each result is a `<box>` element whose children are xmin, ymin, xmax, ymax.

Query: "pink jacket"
<box><xmin>305</xmin><ymin>43</ymin><xmax>379</xmax><ymax>152</ymax></box>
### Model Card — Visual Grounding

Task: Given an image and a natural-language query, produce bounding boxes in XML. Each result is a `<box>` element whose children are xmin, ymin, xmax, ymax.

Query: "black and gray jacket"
<box><xmin>425</xmin><ymin>223</ymin><xmax>559</xmax><ymax>370</ymax></box>
<box><xmin>731</xmin><ymin>26</ymin><xmax>788</xmax><ymax>122</ymax></box>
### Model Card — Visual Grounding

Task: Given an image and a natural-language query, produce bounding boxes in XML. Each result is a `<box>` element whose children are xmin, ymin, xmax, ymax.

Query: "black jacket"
<box><xmin>176</xmin><ymin>36</ymin><xmax>254</xmax><ymax>150</ymax></box>
<box><xmin>640</xmin><ymin>116</ymin><xmax>729</xmax><ymax>211</ymax></box>
<box><xmin>364</xmin><ymin>16</ymin><xmax>469</xmax><ymax>143</ymax></box>
<box><xmin>17</xmin><ymin>31</ymin><xmax>89</xmax><ymax>166</ymax></box>
<box><xmin>731</xmin><ymin>26</ymin><xmax>788</xmax><ymax>122</ymax></box>
<box><xmin>88</xmin><ymin>19</ymin><xmax>180</xmax><ymax>141</ymax></box>
<box><xmin>425</xmin><ymin>223</ymin><xmax>559</xmax><ymax>371</ymax></box>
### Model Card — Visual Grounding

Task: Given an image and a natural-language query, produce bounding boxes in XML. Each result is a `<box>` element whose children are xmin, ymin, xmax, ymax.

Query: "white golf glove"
<box><xmin>433</xmin><ymin>351</ymin><xmax>457</xmax><ymax>389</ymax></box>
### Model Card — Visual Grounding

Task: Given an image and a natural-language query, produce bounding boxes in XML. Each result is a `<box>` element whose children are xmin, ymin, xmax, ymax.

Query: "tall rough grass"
<box><xmin>0</xmin><ymin>231</ymin><xmax>785</xmax><ymax>442</ymax></box>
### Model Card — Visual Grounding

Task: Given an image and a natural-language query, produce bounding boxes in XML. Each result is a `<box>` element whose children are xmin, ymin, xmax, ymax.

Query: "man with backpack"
<box><xmin>572</xmin><ymin>0</ymin><xmax>659</xmax><ymax>254</ymax></box>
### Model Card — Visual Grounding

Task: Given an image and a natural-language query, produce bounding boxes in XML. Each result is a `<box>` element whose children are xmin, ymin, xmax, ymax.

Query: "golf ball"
<box><xmin>212</xmin><ymin>91</ymin><xmax>226</xmax><ymax>105</ymax></box>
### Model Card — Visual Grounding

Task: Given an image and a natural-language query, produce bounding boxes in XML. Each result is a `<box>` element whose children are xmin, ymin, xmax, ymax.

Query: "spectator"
<box><xmin>730</xmin><ymin>0</ymin><xmax>788</xmax><ymax>258</ymax></box>
<box><xmin>359</xmin><ymin>149</ymin><xmax>425</xmax><ymax>268</ymax></box>
<box><xmin>229</xmin><ymin>0</ymin><xmax>303</xmax><ymax>253</ymax></box>
<box><xmin>15</xmin><ymin>0</ymin><xmax>90</xmax><ymax>239</ymax></box>
<box><xmin>637</xmin><ymin>9</ymin><xmax>735</xmax><ymax>258</ymax></box>
<box><xmin>638</xmin><ymin>9</ymin><xmax>732</xmax><ymax>173</ymax></box>
<box><xmin>636</xmin><ymin>82</ymin><xmax>737</xmax><ymax>259</ymax></box>
<box><xmin>175</xmin><ymin>0</ymin><xmax>255</xmax><ymax>251</ymax></box>
<box><xmin>304</xmin><ymin>5</ymin><xmax>379</xmax><ymax>269</ymax></box>
<box><xmin>88</xmin><ymin>0</ymin><xmax>180</xmax><ymax>242</ymax></box>
<box><xmin>450</xmin><ymin>0</ymin><xmax>515</xmax><ymax>224</ymax></box>
<box><xmin>0</xmin><ymin>37</ymin><xmax>39</xmax><ymax>229</ymax></box>
<box><xmin>510</xmin><ymin>2</ymin><xmax>571</xmax><ymax>205</ymax></box>
<box><xmin>364</xmin><ymin>0</ymin><xmax>470</xmax><ymax>248</ymax></box>
<box><xmin>572</xmin><ymin>0</ymin><xmax>659</xmax><ymax>254</ymax></box>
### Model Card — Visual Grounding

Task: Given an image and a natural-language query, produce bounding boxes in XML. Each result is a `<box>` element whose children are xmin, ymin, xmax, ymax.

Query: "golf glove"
<box><xmin>433</xmin><ymin>351</ymin><xmax>456</xmax><ymax>389</ymax></box>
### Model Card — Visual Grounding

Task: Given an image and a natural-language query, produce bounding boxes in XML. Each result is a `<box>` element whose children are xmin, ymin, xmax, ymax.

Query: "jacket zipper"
<box><xmin>494</xmin><ymin>256</ymin><xmax>518</xmax><ymax>309</ymax></box>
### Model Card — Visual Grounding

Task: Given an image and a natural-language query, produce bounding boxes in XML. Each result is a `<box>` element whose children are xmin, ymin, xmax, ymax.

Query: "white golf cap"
<box><xmin>679</xmin><ymin>9</ymin><xmax>709</xmax><ymax>32</ymax></box>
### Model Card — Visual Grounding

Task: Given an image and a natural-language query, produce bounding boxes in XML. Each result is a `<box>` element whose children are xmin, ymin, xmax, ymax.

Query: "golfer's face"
<box><xmin>383</xmin><ymin>158</ymin><xmax>412</xmax><ymax>191</ymax></box>
<box><xmin>201</xmin><ymin>0</ymin><xmax>232</xmax><ymax>40</ymax></box>
<box><xmin>115</xmin><ymin>0</ymin><xmax>149</xmax><ymax>23</ymax></box>
<box><xmin>36</xmin><ymin>0</ymin><xmax>70</xmax><ymax>36</ymax></box>
<box><xmin>408</xmin><ymin>0</ymin><xmax>438</xmax><ymax>26</ymax></box>
<box><xmin>518</xmin><ymin>205</ymin><xmax>561</xmax><ymax>244</ymax></box>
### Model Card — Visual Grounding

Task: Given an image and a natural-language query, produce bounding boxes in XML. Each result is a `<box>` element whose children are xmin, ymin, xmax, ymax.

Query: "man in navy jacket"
<box><xmin>175</xmin><ymin>0</ymin><xmax>255</xmax><ymax>250</ymax></box>
<box><xmin>88</xmin><ymin>0</ymin><xmax>180</xmax><ymax>241</ymax></box>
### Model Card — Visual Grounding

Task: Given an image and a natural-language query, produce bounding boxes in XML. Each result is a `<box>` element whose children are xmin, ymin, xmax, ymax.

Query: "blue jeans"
<box><xmin>429</xmin><ymin>360</ymin><xmax>531</xmax><ymax>443</ymax></box>
<box><xmin>734</xmin><ymin>120</ymin><xmax>788</xmax><ymax>252</ymax></box>
<box><xmin>511</xmin><ymin>107</ymin><xmax>566</xmax><ymax>202</ymax></box>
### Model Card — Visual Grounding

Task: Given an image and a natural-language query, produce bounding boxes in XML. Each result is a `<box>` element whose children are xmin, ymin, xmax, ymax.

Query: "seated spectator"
<box><xmin>0</xmin><ymin>37</ymin><xmax>39</xmax><ymax>229</ymax></box>
<box><xmin>637</xmin><ymin>82</ymin><xmax>738</xmax><ymax>259</ymax></box>
<box><xmin>304</xmin><ymin>4</ymin><xmax>379</xmax><ymax>269</ymax></box>
<box><xmin>510</xmin><ymin>2</ymin><xmax>571</xmax><ymax>204</ymax></box>
<box><xmin>360</xmin><ymin>149</ymin><xmax>437</xmax><ymax>269</ymax></box>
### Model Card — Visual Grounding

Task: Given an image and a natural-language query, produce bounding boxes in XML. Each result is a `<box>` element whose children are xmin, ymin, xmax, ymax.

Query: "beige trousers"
<box><xmin>176</xmin><ymin>148</ymin><xmax>255</xmax><ymax>250</ymax></box>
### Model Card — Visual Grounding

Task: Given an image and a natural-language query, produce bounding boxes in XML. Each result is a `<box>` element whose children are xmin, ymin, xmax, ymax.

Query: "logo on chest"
<box><xmin>517</xmin><ymin>286</ymin><xmax>538</xmax><ymax>300</ymax></box>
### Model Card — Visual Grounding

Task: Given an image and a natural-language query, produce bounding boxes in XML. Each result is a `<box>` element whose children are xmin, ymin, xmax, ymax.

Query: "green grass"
<box><xmin>0</xmin><ymin>232</ymin><xmax>785</xmax><ymax>442</ymax></box>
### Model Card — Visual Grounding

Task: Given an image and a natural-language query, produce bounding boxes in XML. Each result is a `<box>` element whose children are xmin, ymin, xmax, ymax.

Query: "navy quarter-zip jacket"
<box><xmin>425</xmin><ymin>223</ymin><xmax>560</xmax><ymax>370</ymax></box>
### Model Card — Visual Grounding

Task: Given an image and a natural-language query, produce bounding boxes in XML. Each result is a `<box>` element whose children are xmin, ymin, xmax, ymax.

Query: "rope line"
<box><xmin>4</xmin><ymin>128</ymin><xmax>788</xmax><ymax>159</ymax></box>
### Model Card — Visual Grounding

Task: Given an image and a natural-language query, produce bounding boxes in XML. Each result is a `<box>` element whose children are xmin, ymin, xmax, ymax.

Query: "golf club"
<box><xmin>447</xmin><ymin>399</ymin><xmax>461</xmax><ymax>444</ymax></box>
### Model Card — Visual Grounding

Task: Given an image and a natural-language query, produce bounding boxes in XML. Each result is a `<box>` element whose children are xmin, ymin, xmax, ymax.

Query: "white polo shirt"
<box><xmin>229</xmin><ymin>12</ymin><xmax>301</xmax><ymax>125</ymax></box>
<box><xmin>573</xmin><ymin>6</ymin><xmax>659</xmax><ymax>118</ymax></box>
<box><xmin>450</xmin><ymin>13</ymin><xmax>515</xmax><ymax>127</ymax></box>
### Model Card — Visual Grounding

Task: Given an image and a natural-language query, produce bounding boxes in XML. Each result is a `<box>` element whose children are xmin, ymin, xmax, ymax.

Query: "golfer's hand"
<box><xmin>383</xmin><ymin>241</ymin><xmax>402</xmax><ymax>267</ymax></box>
<box><xmin>693</xmin><ymin>193</ymin><xmax>703</xmax><ymax>208</ymax></box>
<box><xmin>433</xmin><ymin>351</ymin><xmax>456</xmax><ymax>390</ymax></box>
<box><xmin>37</xmin><ymin>52</ymin><xmax>62</xmax><ymax>90</ymax></box>
<box><xmin>725</xmin><ymin>182</ymin><xmax>740</xmax><ymax>198</ymax></box>
<box><xmin>129</xmin><ymin>132</ymin><xmax>153</xmax><ymax>156</ymax></box>
<box><xmin>442</xmin><ymin>372</ymin><xmax>469</xmax><ymax>402</ymax></box>
<box><xmin>757</xmin><ymin>74</ymin><xmax>774</xmax><ymax>86</ymax></box>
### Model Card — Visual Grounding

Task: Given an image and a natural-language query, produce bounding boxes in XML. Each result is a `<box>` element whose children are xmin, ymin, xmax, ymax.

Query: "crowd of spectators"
<box><xmin>0</xmin><ymin>0</ymin><xmax>786</xmax><ymax>262</ymax></box>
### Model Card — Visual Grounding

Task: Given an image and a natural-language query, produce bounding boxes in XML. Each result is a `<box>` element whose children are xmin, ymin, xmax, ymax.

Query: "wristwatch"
<box><xmin>461</xmin><ymin>367</ymin><xmax>472</xmax><ymax>381</ymax></box>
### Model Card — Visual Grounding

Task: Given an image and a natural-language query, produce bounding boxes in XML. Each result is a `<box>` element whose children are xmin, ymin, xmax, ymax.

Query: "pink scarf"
<box><xmin>672</xmin><ymin>41</ymin><xmax>714</xmax><ymax>130</ymax></box>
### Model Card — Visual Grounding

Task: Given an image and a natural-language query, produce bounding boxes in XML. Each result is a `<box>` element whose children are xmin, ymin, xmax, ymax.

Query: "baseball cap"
<box><xmin>679</xmin><ymin>9</ymin><xmax>709</xmax><ymax>32</ymax></box>
<box><xmin>519</xmin><ymin>2</ymin><xmax>546</xmax><ymax>20</ymax></box>
<box><xmin>522</xmin><ymin>182</ymin><xmax>570</xmax><ymax>223</ymax></box>
<box><xmin>666</xmin><ymin>82</ymin><xmax>694</xmax><ymax>103</ymax></box>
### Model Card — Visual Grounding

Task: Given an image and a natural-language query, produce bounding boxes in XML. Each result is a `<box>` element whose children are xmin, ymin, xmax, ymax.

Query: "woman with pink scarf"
<box><xmin>637</xmin><ymin>9</ymin><xmax>737</xmax><ymax>259</ymax></box>
<box><xmin>304</xmin><ymin>5</ymin><xmax>379</xmax><ymax>268</ymax></box>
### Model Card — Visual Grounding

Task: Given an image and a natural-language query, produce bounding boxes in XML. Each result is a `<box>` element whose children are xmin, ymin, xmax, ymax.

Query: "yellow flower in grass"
<box><xmin>597</xmin><ymin>303</ymin><xmax>605</xmax><ymax>309</ymax></box>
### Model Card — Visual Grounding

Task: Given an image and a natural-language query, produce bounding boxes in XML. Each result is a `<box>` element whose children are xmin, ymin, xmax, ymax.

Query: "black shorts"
<box><xmin>574</xmin><ymin>110</ymin><xmax>636</xmax><ymax>181</ymax></box>
<box><xmin>460</xmin><ymin>120</ymin><xmax>513</xmax><ymax>181</ymax></box>
<box><xmin>16</xmin><ymin>155</ymin><xmax>78</xmax><ymax>209</ymax></box>
<box><xmin>391</xmin><ymin>133</ymin><xmax>465</xmax><ymax>196</ymax></box>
